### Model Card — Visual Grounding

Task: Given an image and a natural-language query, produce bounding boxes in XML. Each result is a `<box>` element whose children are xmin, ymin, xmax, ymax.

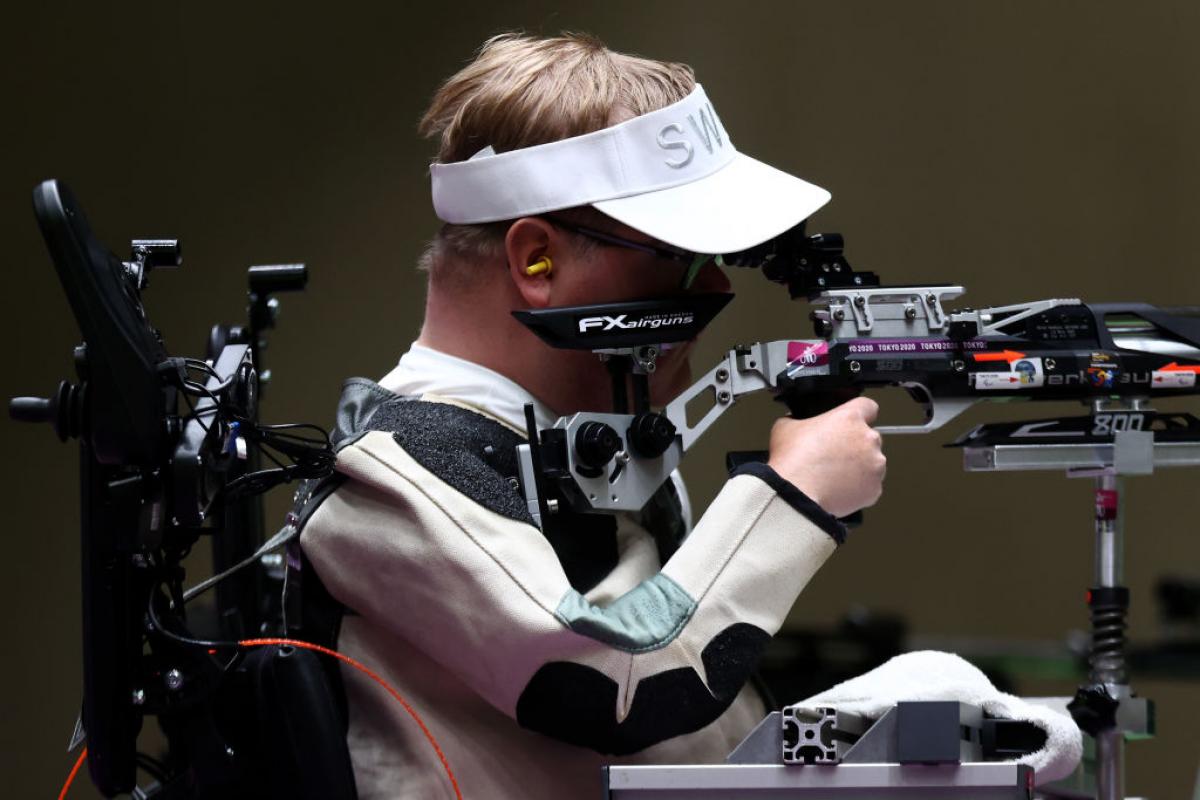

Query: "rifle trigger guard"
<box><xmin>875</xmin><ymin>384</ymin><xmax>977</xmax><ymax>434</ymax></box>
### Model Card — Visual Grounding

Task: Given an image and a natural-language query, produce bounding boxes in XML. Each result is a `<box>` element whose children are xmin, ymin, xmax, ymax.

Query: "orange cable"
<box><xmin>57</xmin><ymin>639</ymin><xmax>463</xmax><ymax>800</ymax></box>
<box><xmin>241</xmin><ymin>637</ymin><xmax>463</xmax><ymax>800</ymax></box>
<box><xmin>58</xmin><ymin>747</ymin><xmax>86</xmax><ymax>800</ymax></box>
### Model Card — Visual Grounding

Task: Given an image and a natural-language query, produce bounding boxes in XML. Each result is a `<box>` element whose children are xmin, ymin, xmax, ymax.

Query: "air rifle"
<box><xmin>510</xmin><ymin>225</ymin><xmax>1200</xmax><ymax>521</ymax></box>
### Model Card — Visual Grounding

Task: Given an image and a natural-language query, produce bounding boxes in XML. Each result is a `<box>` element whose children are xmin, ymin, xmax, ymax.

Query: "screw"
<box><xmin>164</xmin><ymin>669</ymin><xmax>184</xmax><ymax>692</ymax></box>
<box><xmin>1045</xmin><ymin>358</ymin><xmax>1057</xmax><ymax>370</ymax></box>
<box><xmin>800</xmin><ymin>258</ymin><xmax>808</xmax><ymax>266</ymax></box>
<box><xmin>821</xmin><ymin>263</ymin><xmax>830</xmax><ymax>272</ymax></box>
<box><xmin>717</xmin><ymin>390</ymin><xmax>732</xmax><ymax>404</ymax></box>
<box><xmin>854</xmin><ymin>295</ymin><xmax>866</xmax><ymax>307</ymax></box>
<box><xmin>952</xmin><ymin>359</ymin><xmax>965</xmax><ymax>372</ymax></box>
<box><xmin>644</xmin><ymin>346</ymin><xmax>658</xmax><ymax>358</ymax></box>
<box><xmin>849</xmin><ymin>361</ymin><xmax>862</xmax><ymax>374</ymax></box>
<box><xmin>926</xmin><ymin>293</ymin><xmax>937</xmax><ymax>307</ymax></box>
<box><xmin>715</xmin><ymin>368</ymin><xmax>729</xmax><ymax>382</ymax></box>
<box><xmin>833</xmin><ymin>309</ymin><xmax>846</xmax><ymax>321</ymax></box>
<box><xmin>616</xmin><ymin>451</ymin><xmax>631</xmax><ymax>465</ymax></box>
<box><xmin>853</xmin><ymin>276</ymin><xmax>863</xmax><ymax>285</ymax></box>
<box><xmin>132</xmin><ymin>688</ymin><xmax>145</xmax><ymax>706</ymax></box>
<box><xmin>905</xmin><ymin>306</ymin><xmax>917</xmax><ymax>320</ymax></box>
<box><xmin>225</xmin><ymin>746</ymin><xmax>236</xmax><ymax>758</ymax></box>
<box><xmin>817</xmin><ymin>277</ymin><xmax>827</xmax><ymax>286</ymax></box>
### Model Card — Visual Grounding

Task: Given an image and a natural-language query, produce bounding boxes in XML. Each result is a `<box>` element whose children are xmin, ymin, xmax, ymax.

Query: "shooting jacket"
<box><xmin>299</xmin><ymin>345</ymin><xmax>846</xmax><ymax>799</ymax></box>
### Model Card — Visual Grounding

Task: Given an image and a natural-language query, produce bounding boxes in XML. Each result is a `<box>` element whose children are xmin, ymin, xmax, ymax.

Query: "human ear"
<box><xmin>505</xmin><ymin>217</ymin><xmax>556</xmax><ymax>308</ymax></box>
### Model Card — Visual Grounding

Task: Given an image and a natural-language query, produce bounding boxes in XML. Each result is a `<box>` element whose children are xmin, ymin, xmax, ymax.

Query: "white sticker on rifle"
<box><xmin>973</xmin><ymin>357</ymin><xmax>1045</xmax><ymax>390</ymax></box>
<box><xmin>1151</xmin><ymin>369</ymin><xmax>1197</xmax><ymax>388</ymax></box>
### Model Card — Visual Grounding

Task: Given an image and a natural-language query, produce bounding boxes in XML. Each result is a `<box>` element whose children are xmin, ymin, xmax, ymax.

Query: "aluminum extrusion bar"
<box><xmin>604</xmin><ymin>763</ymin><xmax>1033</xmax><ymax>799</ymax></box>
<box><xmin>962</xmin><ymin>440</ymin><xmax>1200</xmax><ymax>472</ymax></box>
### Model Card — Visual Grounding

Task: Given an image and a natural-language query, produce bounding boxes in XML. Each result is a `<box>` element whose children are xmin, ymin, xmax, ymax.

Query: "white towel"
<box><xmin>796</xmin><ymin>650</ymin><xmax>1083</xmax><ymax>784</ymax></box>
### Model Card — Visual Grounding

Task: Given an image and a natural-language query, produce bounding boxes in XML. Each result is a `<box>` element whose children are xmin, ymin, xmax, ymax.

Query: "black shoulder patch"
<box><xmin>366</xmin><ymin>398</ymin><xmax>533</xmax><ymax>524</ymax></box>
<box><xmin>515</xmin><ymin>623</ymin><xmax>770</xmax><ymax>755</ymax></box>
<box><xmin>360</xmin><ymin>398</ymin><xmax>620</xmax><ymax>594</ymax></box>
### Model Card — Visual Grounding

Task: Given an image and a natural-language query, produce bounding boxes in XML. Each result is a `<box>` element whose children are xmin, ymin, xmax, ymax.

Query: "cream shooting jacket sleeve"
<box><xmin>301</xmin><ymin>417</ymin><xmax>844</xmax><ymax>756</ymax></box>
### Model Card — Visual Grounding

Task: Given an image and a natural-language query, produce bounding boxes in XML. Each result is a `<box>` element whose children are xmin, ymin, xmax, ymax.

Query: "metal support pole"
<box><xmin>1091</xmin><ymin>473</ymin><xmax>1127</xmax><ymax>800</ymax></box>
<box><xmin>1093</xmin><ymin>474</ymin><xmax>1124</xmax><ymax>594</ymax></box>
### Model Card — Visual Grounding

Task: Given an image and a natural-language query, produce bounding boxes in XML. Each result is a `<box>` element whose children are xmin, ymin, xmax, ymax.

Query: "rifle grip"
<box><xmin>778</xmin><ymin>386</ymin><xmax>862</xmax><ymax>419</ymax></box>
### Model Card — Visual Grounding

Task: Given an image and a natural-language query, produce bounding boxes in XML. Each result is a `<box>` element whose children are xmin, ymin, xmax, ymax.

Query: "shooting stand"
<box><xmin>957</xmin><ymin>398</ymin><xmax>1200</xmax><ymax>800</ymax></box>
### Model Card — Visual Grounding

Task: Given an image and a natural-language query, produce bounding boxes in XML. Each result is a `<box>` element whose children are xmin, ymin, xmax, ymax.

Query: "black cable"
<box><xmin>183</xmin><ymin>357</ymin><xmax>222</xmax><ymax>380</ymax></box>
<box><xmin>144</xmin><ymin>367</ymin><xmax>337</xmax><ymax>644</ymax></box>
<box><xmin>182</xmin><ymin>380</ymin><xmax>223</xmax><ymax>404</ymax></box>
<box><xmin>147</xmin><ymin>582</ymin><xmax>236</xmax><ymax>650</ymax></box>
<box><xmin>183</xmin><ymin>405</ymin><xmax>220</xmax><ymax>421</ymax></box>
<box><xmin>256</xmin><ymin>445</ymin><xmax>290</xmax><ymax>471</ymax></box>
<box><xmin>182</xmin><ymin>358</ymin><xmax>235</xmax><ymax>392</ymax></box>
<box><xmin>257</xmin><ymin>421</ymin><xmax>330</xmax><ymax>435</ymax></box>
<box><xmin>179</xmin><ymin>390</ymin><xmax>211</xmax><ymax>434</ymax></box>
<box><xmin>136</xmin><ymin>753</ymin><xmax>168</xmax><ymax>784</ymax></box>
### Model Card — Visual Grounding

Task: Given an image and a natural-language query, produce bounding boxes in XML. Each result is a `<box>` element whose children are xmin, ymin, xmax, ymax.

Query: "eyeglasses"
<box><xmin>539</xmin><ymin>214</ymin><xmax>713</xmax><ymax>289</ymax></box>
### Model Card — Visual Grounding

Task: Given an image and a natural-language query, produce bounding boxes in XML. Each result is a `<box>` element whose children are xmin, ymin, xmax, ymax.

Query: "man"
<box><xmin>299</xmin><ymin>32</ymin><xmax>886</xmax><ymax>799</ymax></box>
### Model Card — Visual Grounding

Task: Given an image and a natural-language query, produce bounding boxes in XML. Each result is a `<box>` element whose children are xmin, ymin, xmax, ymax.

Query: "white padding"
<box><xmin>795</xmin><ymin>651</ymin><xmax>1083</xmax><ymax>784</ymax></box>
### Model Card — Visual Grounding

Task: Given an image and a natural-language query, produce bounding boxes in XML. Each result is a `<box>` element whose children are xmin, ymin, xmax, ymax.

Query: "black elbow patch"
<box><xmin>515</xmin><ymin>623</ymin><xmax>769</xmax><ymax>755</ymax></box>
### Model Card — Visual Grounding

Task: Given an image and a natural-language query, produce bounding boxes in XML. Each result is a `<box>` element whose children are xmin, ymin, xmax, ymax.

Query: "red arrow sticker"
<box><xmin>973</xmin><ymin>350</ymin><xmax>1027</xmax><ymax>364</ymax></box>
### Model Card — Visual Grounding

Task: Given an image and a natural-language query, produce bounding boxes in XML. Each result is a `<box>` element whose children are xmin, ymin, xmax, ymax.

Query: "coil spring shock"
<box><xmin>1088</xmin><ymin>586</ymin><xmax>1130</xmax><ymax>684</ymax></box>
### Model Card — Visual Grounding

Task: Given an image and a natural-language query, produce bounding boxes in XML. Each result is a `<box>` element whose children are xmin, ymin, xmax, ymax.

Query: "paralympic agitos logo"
<box><xmin>577</xmin><ymin>311</ymin><xmax>696</xmax><ymax>334</ymax></box>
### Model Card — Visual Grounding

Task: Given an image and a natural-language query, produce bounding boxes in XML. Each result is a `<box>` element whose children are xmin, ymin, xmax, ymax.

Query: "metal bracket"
<box><xmin>817</xmin><ymin>285</ymin><xmax>965</xmax><ymax>338</ymax></box>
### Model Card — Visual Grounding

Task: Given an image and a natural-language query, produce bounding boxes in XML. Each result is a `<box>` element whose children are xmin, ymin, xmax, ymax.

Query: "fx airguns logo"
<box><xmin>577</xmin><ymin>311</ymin><xmax>696</xmax><ymax>334</ymax></box>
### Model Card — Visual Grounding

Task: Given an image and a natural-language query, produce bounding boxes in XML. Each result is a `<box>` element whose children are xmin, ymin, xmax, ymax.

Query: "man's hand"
<box><xmin>766</xmin><ymin>396</ymin><xmax>886</xmax><ymax>518</ymax></box>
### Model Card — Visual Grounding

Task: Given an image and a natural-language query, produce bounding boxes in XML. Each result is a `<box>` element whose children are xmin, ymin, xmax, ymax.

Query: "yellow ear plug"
<box><xmin>524</xmin><ymin>257</ymin><xmax>553</xmax><ymax>276</ymax></box>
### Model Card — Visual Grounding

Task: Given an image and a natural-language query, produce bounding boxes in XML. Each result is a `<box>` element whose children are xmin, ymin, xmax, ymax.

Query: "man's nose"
<box><xmin>689</xmin><ymin>261</ymin><xmax>732</xmax><ymax>294</ymax></box>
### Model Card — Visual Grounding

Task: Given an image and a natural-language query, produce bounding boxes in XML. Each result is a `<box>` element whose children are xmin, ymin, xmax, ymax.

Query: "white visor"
<box><xmin>430</xmin><ymin>85</ymin><xmax>831</xmax><ymax>254</ymax></box>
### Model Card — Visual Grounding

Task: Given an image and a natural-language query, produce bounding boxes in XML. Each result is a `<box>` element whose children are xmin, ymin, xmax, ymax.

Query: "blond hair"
<box><xmin>417</xmin><ymin>32</ymin><xmax>695</xmax><ymax>282</ymax></box>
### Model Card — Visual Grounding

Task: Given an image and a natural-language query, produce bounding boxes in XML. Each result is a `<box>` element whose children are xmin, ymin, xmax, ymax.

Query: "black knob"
<box><xmin>10</xmin><ymin>396</ymin><xmax>51</xmax><ymax>423</ymax></box>
<box><xmin>575</xmin><ymin>421</ymin><xmax>620</xmax><ymax>469</ymax></box>
<box><xmin>1067</xmin><ymin>684</ymin><xmax>1120</xmax><ymax>736</ymax></box>
<box><xmin>230</xmin><ymin>361</ymin><xmax>258</xmax><ymax>418</ymax></box>
<box><xmin>627</xmin><ymin>412</ymin><xmax>676</xmax><ymax>458</ymax></box>
<box><xmin>9</xmin><ymin>380</ymin><xmax>81</xmax><ymax>441</ymax></box>
<box><xmin>806</xmin><ymin>232</ymin><xmax>844</xmax><ymax>254</ymax></box>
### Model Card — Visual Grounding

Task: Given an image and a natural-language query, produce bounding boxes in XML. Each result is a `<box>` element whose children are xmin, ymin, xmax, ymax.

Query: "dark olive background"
<box><xmin>2</xmin><ymin>2</ymin><xmax>1198</xmax><ymax>798</ymax></box>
